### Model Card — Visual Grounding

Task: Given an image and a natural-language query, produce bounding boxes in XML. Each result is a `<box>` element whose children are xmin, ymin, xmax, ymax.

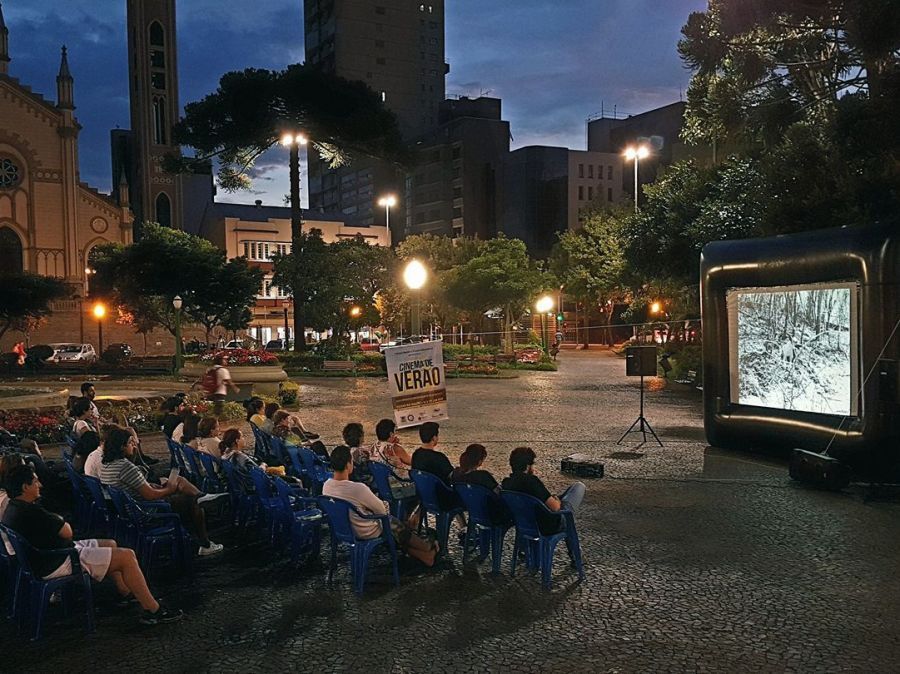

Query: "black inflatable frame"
<box><xmin>700</xmin><ymin>224</ymin><xmax>899</xmax><ymax>468</ymax></box>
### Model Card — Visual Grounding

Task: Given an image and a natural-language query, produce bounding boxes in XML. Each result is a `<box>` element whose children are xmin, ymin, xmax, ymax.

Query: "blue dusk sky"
<box><xmin>2</xmin><ymin>0</ymin><xmax>706</xmax><ymax>205</ymax></box>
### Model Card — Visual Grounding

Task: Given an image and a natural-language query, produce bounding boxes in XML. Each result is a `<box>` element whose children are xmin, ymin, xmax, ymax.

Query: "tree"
<box><xmin>444</xmin><ymin>237</ymin><xmax>547</xmax><ymax>350</ymax></box>
<box><xmin>271</xmin><ymin>229</ymin><xmax>336</xmax><ymax>343</ymax></box>
<box><xmin>173</xmin><ymin>64</ymin><xmax>407</xmax><ymax>351</ymax></box>
<box><xmin>92</xmin><ymin>223</ymin><xmax>260</xmax><ymax>340</ymax></box>
<box><xmin>0</xmin><ymin>272</ymin><xmax>68</xmax><ymax>342</ymax></box>
<box><xmin>551</xmin><ymin>208</ymin><xmax>631</xmax><ymax>347</ymax></box>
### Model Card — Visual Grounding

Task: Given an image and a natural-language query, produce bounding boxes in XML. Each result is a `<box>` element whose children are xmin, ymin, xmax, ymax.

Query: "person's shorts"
<box><xmin>43</xmin><ymin>539</ymin><xmax>112</xmax><ymax>582</ymax></box>
<box><xmin>388</xmin><ymin>516</ymin><xmax>412</xmax><ymax>547</ymax></box>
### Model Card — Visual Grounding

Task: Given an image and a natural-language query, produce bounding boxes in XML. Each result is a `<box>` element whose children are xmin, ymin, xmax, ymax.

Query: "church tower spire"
<box><xmin>0</xmin><ymin>1</ymin><xmax>11</xmax><ymax>76</ymax></box>
<box><xmin>56</xmin><ymin>45</ymin><xmax>74</xmax><ymax>109</ymax></box>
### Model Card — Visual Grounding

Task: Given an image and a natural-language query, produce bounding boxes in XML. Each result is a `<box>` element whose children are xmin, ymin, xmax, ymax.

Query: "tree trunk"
<box><xmin>581</xmin><ymin>302</ymin><xmax>589</xmax><ymax>349</ymax></box>
<box><xmin>505</xmin><ymin>303</ymin><xmax>514</xmax><ymax>354</ymax></box>
<box><xmin>288</xmin><ymin>140</ymin><xmax>307</xmax><ymax>353</ymax></box>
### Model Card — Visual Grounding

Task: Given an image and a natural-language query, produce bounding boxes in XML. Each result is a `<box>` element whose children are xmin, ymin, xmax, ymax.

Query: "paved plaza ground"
<box><xmin>4</xmin><ymin>349</ymin><xmax>900</xmax><ymax>672</ymax></box>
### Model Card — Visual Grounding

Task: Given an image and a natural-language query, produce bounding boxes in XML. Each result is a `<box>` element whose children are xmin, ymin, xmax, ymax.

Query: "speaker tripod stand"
<box><xmin>617</xmin><ymin>374</ymin><xmax>663</xmax><ymax>447</ymax></box>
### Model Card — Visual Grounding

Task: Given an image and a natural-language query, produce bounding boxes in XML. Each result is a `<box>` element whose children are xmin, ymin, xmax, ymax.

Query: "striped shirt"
<box><xmin>99</xmin><ymin>458</ymin><xmax>148</xmax><ymax>499</ymax></box>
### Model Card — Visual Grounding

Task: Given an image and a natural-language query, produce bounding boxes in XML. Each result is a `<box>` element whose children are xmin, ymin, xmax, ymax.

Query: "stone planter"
<box><xmin>0</xmin><ymin>386</ymin><xmax>70</xmax><ymax>410</ymax></box>
<box><xmin>178</xmin><ymin>363</ymin><xmax>288</xmax><ymax>397</ymax></box>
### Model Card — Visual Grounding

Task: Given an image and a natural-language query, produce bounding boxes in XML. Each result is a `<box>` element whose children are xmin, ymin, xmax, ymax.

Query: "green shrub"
<box><xmin>216</xmin><ymin>401</ymin><xmax>246</xmax><ymax>422</ymax></box>
<box><xmin>442</xmin><ymin>343</ymin><xmax>498</xmax><ymax>360</ymax></box>
<box><xmin>279</xmin><ymin>380</ymin><xmax>300</xmax><ymax>405</ymax></box>
<box><xmin>664</xmin><ymin>343</ymin><xmax>702</xmax><ymax>381</ymax></box>
<box><xmin>279</xmin><ymin>353</ymin><xmax>325</xmax><ymax>371</ymax></box>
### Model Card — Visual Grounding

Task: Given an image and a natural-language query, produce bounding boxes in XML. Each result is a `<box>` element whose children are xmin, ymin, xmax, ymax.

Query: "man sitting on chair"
<box><xmin>1</xmin><ymin>464</ymin><xmax>183</xmax><ymax>625</ymax></box>
<box><xmin>501</xmin><ymin>447</ymin><xmax>585</xmax><ymax>535</ymax></box>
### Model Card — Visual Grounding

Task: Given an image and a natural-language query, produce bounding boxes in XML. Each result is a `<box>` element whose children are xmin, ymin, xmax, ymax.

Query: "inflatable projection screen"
<box><xmin>700</xmin><ymin>225</ymin><xmax>900</xmax><ymax>466</ymax></box>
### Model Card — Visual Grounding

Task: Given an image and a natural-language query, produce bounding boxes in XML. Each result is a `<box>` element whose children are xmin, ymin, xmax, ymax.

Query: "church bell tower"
<box><xmin>126</xmin><ymin>0</ymin><xmax>182</xmax><ymax>230</ymax></box>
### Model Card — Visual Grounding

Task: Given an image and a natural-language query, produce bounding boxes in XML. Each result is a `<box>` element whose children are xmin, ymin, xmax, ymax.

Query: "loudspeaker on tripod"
<box><xmin>625</xmin><ymin>346</ymin><xmax>658</xmax><ymax>377</ymax></box>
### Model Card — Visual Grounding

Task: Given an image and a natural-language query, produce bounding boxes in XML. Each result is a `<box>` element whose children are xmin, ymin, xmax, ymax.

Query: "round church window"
<box><xmin>0</xmin><ymin>157</ymin><xmax>21</xmax><ymax>189</ymax></box>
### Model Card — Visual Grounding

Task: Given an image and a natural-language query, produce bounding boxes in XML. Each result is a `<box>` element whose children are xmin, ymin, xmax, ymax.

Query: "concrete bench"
<box><xmin>323</xmin><ymin>360</ymin><xmax>355</xmax><ymax>374</ymax></box>
<box><xmin>444</xmin><ymin>361</ymin><xmax>460</xmax><ymax>377</ymax></box>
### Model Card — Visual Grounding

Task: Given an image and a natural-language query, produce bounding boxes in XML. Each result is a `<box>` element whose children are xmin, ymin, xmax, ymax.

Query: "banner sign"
<box><xmin>383</xmin><ymin>340</ymin><xmax>449</xmax><ymax>428</ymax></box>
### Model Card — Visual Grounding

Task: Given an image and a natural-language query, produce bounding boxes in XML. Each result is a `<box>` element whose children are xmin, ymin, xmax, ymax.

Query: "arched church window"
<box><xmin>151</xmin><ymin>49</ymin><xmax>165</xmax><ymax>68</ymax></box>
<box><xmin>0</xmin><ymin>157</ymin><xmax>22</xmax><ymax>189</ymax></box>
<box><xmin>0</xmin><ymin>227</ymin><xmax>23</xmax><ymax>273</ymax></box>
<box><xmin>155</xmin><ymin>192</ymin><xmax>172</xmax><ymax>228</ymax></box>
<box><xmin>149</xmin><ymin>21</ymin><xmax>165</xmax><ymax>47</ymax></box>
<box><xmin>152</xmin><ymin>96</ymin><xmax>167</xmax><ymax>145</ymax></box>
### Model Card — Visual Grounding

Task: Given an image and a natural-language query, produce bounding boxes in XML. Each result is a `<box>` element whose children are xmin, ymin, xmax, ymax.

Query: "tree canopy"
<box><xmin>170</xmin><ymin>64</ymin><xmax>408</xmax><ymax>191</ymax></box>
<box><xmin>0</xmin><ymin>272</ymin><xmax>68</xmax><ymax>342</ymax></box>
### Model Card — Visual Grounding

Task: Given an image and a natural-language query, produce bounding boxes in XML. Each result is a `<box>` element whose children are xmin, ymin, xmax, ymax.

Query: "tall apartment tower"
<box><xmin>304</xmin><ymin>0</ymin><xmax>448</xmax><ymax>237</ymax></box>
<box><xmin>124</xmin><ymin>0</ymin><xmax>183</xmax><ymax>231</ymax></box>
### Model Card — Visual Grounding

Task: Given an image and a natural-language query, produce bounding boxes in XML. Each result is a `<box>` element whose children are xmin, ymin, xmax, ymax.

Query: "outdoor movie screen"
<box><xmin>727</xmin><ymin>282</ymin><xmax>859</xmax><ymax>417</ymax></box>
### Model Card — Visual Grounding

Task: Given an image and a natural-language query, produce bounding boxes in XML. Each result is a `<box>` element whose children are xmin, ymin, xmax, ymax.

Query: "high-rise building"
<box><xmin>405</xmin><ymin>96</ymin><xmax>509</xmax><ymax>239</ymax></box>
<box><xmin>304</xmin><ymin>0</ymin><xmax>449</xmax><ymax>240</ymax></box>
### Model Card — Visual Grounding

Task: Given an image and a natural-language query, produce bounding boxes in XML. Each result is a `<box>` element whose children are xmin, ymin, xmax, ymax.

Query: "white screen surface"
<box><xmin>727</xmin><ymin>282</ymin><xmax>858</xmax><ymax>416</ymax></box>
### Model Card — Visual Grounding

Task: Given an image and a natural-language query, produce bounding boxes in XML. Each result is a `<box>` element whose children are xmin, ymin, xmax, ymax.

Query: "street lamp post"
<box><xmin>92</xmin><ymin>302</ymin><xmax>106</xmax><ymax>355</ymax></box>
<box><xmin>377</xmin><ymin>194</ymin><xmax>396</xmax><ymax>247</ymax></box>
<box><xmin>623</xmin><ymin>145</ymin><xmax>650</xmax><ymax>213</ymax></box>
<box><xmin>403</xmin><ymin>259</ymin><xmax>428</xmax><ymax>337</ymax></box>
<box><xmin>535</xmin><ymin>295</ymin><xmax>555</xmax><ymax>353</ymax></box>
<box><xmin>172</xmin><ymin>295</ymin><xmax>183</xmax><ymax>371</ymax></box>
<box><xmin>281</xmin><ymin>131</ymin><xmax>308</xmax><ymax>351</ymax></box>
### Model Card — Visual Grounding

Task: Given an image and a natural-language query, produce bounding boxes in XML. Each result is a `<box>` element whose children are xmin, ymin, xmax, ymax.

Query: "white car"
<box><xmin>50</xmin><ymin>343</ymin><xmax>98</xmax><ymax>363</ymax></box>
<box><xmin>224</xmin><ymin>340</ymin><xmax>245</xmax><ymax>350</ymax></box>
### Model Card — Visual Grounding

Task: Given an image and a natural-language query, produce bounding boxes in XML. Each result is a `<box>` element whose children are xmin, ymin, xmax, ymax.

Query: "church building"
<box><xmin>0</xmin><ymin>2</ymin><xmax>133</xmax><ymax>304</ymax></box>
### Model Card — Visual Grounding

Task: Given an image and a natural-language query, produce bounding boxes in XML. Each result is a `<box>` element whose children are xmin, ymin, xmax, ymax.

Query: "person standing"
<box><xmin>196</xmin><ymin>355</ymin><xmax>238</xmax><ymax>416</ymax></box>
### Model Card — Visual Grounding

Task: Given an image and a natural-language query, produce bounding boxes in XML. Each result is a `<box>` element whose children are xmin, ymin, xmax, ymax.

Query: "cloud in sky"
<box><xmin>3</xmin><ymin>0</ymin><xmax>706</xmax><ymax>206</ymax></box>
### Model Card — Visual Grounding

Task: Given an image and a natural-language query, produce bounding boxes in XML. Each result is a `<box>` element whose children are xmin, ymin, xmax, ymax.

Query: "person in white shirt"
<box><xmin>196</xmin><ymin>355</ymin><xmax>238</xmax><ymax>415</ymax></box>
<box><xmin>83</xmin><ymin>445</ymin><xmax>104</xmax><ymax>479</ymax></box>
<box><xmin>322</xmin><ymin>445</ymin><xmax>437</xmax><ymax>567</ymax></box>
<box><xmin>191</xmin><ymin>417</ymin><xmax>222</xmax><ymax>459</ymax></box>
<box><xmin>70</xmin><ymin>398</ymin><xmax>97</xmax><ymax>439</ymax></box>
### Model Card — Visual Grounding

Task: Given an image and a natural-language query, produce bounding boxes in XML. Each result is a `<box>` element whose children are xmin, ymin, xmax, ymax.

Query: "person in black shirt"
<box><xmin>411</xmin><ymin>422</ymin><xmax>460</xmax><ymax>512</ymax></box>
<box><xmin>501</xmin><ymin>446</ymin><xmax>585</xmax><ymax>536</ymax></box>
<box><xmin>410</xmin><ymin>422</ymin><xmax>453</xmax><ymax>481</ymax></box>
<box><xmin>1</xmin><ymin>465</ymin><xmax>182</xmax><ymax>625</ymax></box>
<box><xmin>451</xmin><ymin>444</ymin><xmax>510</xmax><ymax>525</ymax></box>
<box><xmin>160</xmin><ymin>395</ymin><xmax>187</xmax><ymax>439</ymax></box>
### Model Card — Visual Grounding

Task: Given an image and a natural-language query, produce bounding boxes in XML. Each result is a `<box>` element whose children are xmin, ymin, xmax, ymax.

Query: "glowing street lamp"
<box><xmin>92</xmin><ymin>302</ymin><xmax>106</xmax><ymax>354</ymax></box>
<box><xmin>377</xmin><ymin>194</ymin><xmax>397</xmax><ymax>246</ymax></box>
<box><xmin>623</xmin><ymin>144</ymin><xmax>650</xmax><ymax>213</ymax></box>
<box><xmin>281</xmin><ymin>130</ymin><xmax>309</xmax><ymax>351</ymax></box>
<box><xmin>650</xmin><ymin>301</ymin><xmax>662</xmax><ymax>315</ymax></box>
<box><xmin>535</xmin><ymin>295</ymin><xmax>555</xmax><ymax>352</ymax></box>
<box><xmin>404</xmin><ymin>259</ymin><xmax>428</xmax><ymax>336</ymax></box>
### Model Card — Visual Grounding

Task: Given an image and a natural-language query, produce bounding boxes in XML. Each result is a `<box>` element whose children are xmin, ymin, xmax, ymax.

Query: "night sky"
<box><xmin>3</xmin><ymin>0</ymin><xmax>706</xmax><ymax>205</ymax></box>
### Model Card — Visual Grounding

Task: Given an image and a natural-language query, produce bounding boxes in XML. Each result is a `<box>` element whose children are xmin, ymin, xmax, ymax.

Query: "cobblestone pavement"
<box><xmin>4</xmin><ymin>349</ymin><xmax>900</xmax><ymax>673</ymax></box>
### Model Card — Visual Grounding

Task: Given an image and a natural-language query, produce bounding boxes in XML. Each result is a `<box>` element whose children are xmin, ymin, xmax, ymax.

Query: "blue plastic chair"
<box><xmin>61</xmin><ymin>458</ymin><xmax>91</xmax><ymax>531</ymax></box>
<box><xmin>219</xmin><ymin>459</ymin><xmax>255</xmax><ymax>529</ymax></box>
<box><xmin>249</xmin><ymin>422</ymin><xmax>274</xmax><ymax>463</ymax></box>
<box><xmin>179</xmin><ymin>444</ymin><xmax>205</xmax><ymax>487</ymax></box>
<box><xmin>409</xmin><ymin>469</ymin><xmax>464</xmax><ymax>556</ymax></box>
<box><xmin>454</xmin><ymin>482</ymin><xmax>513</xmax><ymax>575</ymax></box>
<box><xmin>268</xmin><ymin>435</ymin><xmax>293</xmax><ymax>467</ymax></box>
<box><xmin>298</xmin><ymin>446</ymin><xmax>332</xmax><ymax>495</ymax></box>
<box><xmin>0</xmin><ymin>524</ymin><xmax>95</xmax><ymax>641</ymax></box>
<box><xmin>317</xmin><ymin>495</ymin><xmax>399</xmax><ymax>596</ymax></box>
<box><xmin>81</xmin><ymin>475</ymin><xmax>115</xmax><ymax>538</ymax></box>
<box><xmin>370</xmin><ymin>461</ymin><xmax>415</xmax><ymax>521</ymax></box>
<box><xmin>106</xmin><ymin>487</ymin><xmax>192</xmax><ymax>574</ymax></box>
<box><xmin>285</xmin><ymin>445</ymin><xmax>307</xmax><ymax>481</ymax></box>
<box><xmin>271</xmin><ymin>478</ymin><xmax>323</xmax><ymax>563</ymax></box>
<box><xmin>249</xmin><ymin>468</ymin><xmax>286</xmax><ymax>543</ymax></box>
<box><xmin>166</xmin><ymin>437</ymin><xmax>187</xmax><ymax>472</ymax></box>
<box><xmin>500</xmin><ymin>491</ymin><xmax>585</xmax><ymax>589</ymax></box>
<box><xmin>197</xmin><ymin>452</ymin><xmax>227</xmax><ymax>494</ymax></box>
<box><xmin>0</xmin><ymin>525</ymin><xmax>21</xmax><ymax>621</ymax></box>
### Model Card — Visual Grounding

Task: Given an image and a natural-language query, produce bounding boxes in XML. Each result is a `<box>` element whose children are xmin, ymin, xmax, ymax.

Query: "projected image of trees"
<box><xmin>733</xmin><ymin>286</ymin><xmax>853</xmax><ymax>415</ymax></box>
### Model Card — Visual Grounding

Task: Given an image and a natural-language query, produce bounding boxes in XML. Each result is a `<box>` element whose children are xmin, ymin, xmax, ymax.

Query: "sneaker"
<box><xmin>302</xmin><ymin>431</ymin><xmax>320</xmax><ymax>440</ymax></box>
<box><xmin>139</xmin><ymin>604</ymin><xmax>184</xmax><ymax>626</ymax></box>
<box><xmin>197</xmin><ymin>492</ymin><xmax>228</xmax><ymax>505</ymax></box>
<box><xmin>198</xmin><ymin>541</ymin><xmax>224</xmax><ymax>556</ymax></box>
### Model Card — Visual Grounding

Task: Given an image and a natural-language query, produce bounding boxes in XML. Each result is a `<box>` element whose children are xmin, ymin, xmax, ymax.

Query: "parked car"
<box><xmin>102</xmin><ymin>343</ymin><xmax>133</xmax><ymax>364</ymax></box>
<box><xmin>224</xmin><ymin>340</ymin><xmax>245</xmax><ymax>350</ymax></box>
<box><xmin>264</xmin><ymin>339</ymin><xmax>292</xmax><ymax>351</ymax></box>
<box><xmin>359</xmin><ymin>338</ymin><xmax>381</xmax><ymax>352</ymax></box>
<box><xmin>30</xmin><ymin>344</ymin><xmax>57</xmax><ymax>364</ymax></box>
<box><xmin>50</xmin><ymin>343</ymin><xmax>98</xmax><ymax>363</ymax></box>
<box><xmin>379</xmin><ymin>336</ymin><xmax>425</xmax><ymax>353</ymax></box>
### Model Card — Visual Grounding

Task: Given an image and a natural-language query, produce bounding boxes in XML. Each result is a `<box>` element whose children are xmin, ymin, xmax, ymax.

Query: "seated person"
<box><xmin>82</xmin><ymin>381</ymin><xmax>158</xmax><ymax>466</ymax></box>
<box><xmin>261</xmin><ymin>402</ymin><xmax>280</xmax><ymax>434</ymax></box>
<box><xmin>74</xmin><ymin>431</ymin><xmax>101</xmax><ymax>474</ymax></box>
<box><xmin>450</xmin><ymin>444</ymin><xmax>510</xmax><ymax>524</ymax></box>
<box><xmin>500</xmin><ymin>446</ymin><xmax>585</xmax><ymax>535</ymax></box>
<box><xmin>344</xmin><ymin>422</ymin><xmax>372</xmax><ymax>484</ymax></box>
<box><xmin>70</xmin><ymin>398</ymin><xmax>97</xmax><ymax>439</ymax></box>
<box><xmin>220</xmin><ymin>429</ymin><xmax>297</xmax><ymax>487</ymax></box>
<box><xmin>410</xmin><ymin>422</ymin><xmax>452</xmax><ymax>482</ymax></box>
<box><xmin>370</xmin><ymin>419</ymin><xmax>417</xmax><ymax>501</ymax></box>
<box><xmin>0</xmin><ymin>452</ymin><xmax>26</xmax><ymax>521</ymax></box>
<box><xmin>322</xmin><ymin>446</ymin><xmax>437</xmax><ymax>567</ymax></box>
<box><xmin>99</xmin><ymin>425</ymin><xmax>225</xmax><ymax>556</ymax></box>
<box><xmin>191</xmin><ymin>417</ymin><xmax>221</xmax><ymax>458</ymax></box>
<box><xmin>245</xmin><ymin>398</ymin><xmax>266</xmax><ymax>429</ymax></box>
<box><xmin>160</xmin><ymin>395</ymin><xmax>187</xmax><ymax>439</ymax></box>
<box><xmin>272</xmin><ymin>410</ymin><xmax>319</xmax><ymax>444</ymax></box>
<box><xmin>177</xmin><ymin>411</ymin><xmax>201</xmax><ymax>446</ymax></box>
<box><xmin>2</xmin><ymin>464</ymin><xmax>183</xmax><ymax>625</ymax></box>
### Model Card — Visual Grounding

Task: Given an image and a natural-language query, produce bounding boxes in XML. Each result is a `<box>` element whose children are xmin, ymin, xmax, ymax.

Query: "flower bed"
<box><xmin>199</xmin><ymin>349</ymin><xmax>279</xmax><ymax>366</ymax></box>
<box><xmin>1</xmin><ymin>409</ymin><xmax>68</xmax><ymax>444</ymax></box>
